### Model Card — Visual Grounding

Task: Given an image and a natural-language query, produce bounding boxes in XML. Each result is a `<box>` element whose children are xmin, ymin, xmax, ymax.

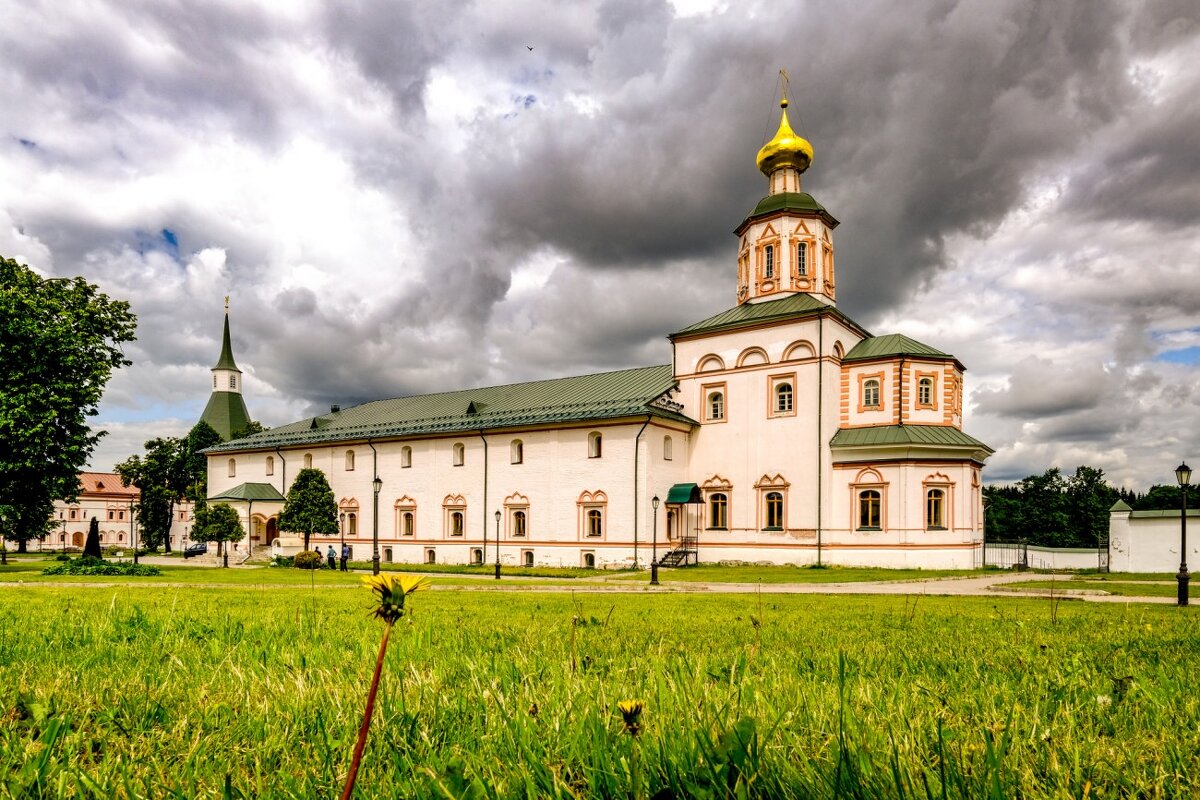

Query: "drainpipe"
<box><xmin>478</xmin><ymin>429</ymin><xmax>488</xmax><ymax>563</ymax></box>
<box><xmin>367</xmin><ymin>439</ymin><xmax>379</xmax><ymax>552</ymax></box>
<box><xmin>816</xmin><ymin>314</ymin><xmax>824</xmax><ymax>566</ymax></box>
<box><xmin>274</xmin><ymin>446</ymin><xmax>288</xmax><ymax>492</ymax></box>
<box><xmin>633</xmin><ymin>416</ymin><xmax>651</xmax><ymax>569</ymax></box>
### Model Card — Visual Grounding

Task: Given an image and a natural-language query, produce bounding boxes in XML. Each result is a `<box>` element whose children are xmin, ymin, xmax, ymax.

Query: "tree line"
<box><xmin>984</xmin><ymin>466</ymin><xmax>1188</xmax><ymax>548</ymax></box>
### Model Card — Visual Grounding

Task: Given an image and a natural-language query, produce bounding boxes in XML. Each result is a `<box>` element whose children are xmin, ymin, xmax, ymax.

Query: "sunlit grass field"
<box><xmin>3</xmin><ymin>580</ymin><xmax>1198</xmax><ymax>798</ymax></box>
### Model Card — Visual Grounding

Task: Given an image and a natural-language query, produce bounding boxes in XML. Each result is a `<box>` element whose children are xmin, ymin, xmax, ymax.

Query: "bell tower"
<box><xmin>198</xmin><ymin>296</ymin><xmax>252</xmax><ymax>441</ymax></box>
<box><xmin>734</xmin><ymin>80</ymin><xmax>839</xmax><ymax>305</ymax></box>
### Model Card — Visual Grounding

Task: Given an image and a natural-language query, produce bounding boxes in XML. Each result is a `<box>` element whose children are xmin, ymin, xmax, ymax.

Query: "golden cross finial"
<box><xmin>224</xmin><ymin>295</ymin><xmax>230</xmax><ymax>312</ymax></box>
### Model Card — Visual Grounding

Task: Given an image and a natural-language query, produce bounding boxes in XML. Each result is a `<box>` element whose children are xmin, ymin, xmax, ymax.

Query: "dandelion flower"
<box><xmin>617</xmin><ymin>699</ymin><xmax>645</xmax><ymax>737</ymax></box>
<box><xmin>362</xmin><ymin>573</ymin><xmax>430</xmax><ymax>624</ymax></box>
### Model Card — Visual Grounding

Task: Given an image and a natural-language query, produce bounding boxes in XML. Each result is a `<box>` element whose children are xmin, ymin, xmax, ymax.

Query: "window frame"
<box><xmin>395</xmin><ymin>496</ymin><xmax>416</xmax><ymax>537</ymax></box>
<box><xmin>915</xmin><ymin>371</ymin><xmax>939</xmax><ymax>410</ymax></box>
<box><xmin>858</xmin><ymin>490</ymin><xmax>882</xmax><ymax>530</ymax></box>
<box><xmin>769</xmin><ymin>372</ymin><xmax>797</xmax><ymax>418</ymax></box>
<box><xmin>401</xmin><ymin>446</ymin><xmax>412</xmax><ymax>468</ymax></box>
<box><xmin>753</xmin><ymin>474</ymin><xmax>790</xmax><ymax>532</ymax></box>
<box><xmin>452</xmin><ymin>442</ymin><xmax>465</xmax><ymax>467</ymax></box>
<box><xmin>588</xmin><ymin>432</ymin><xmax>603</xmax><ymax>459</ymax></box>
<box><xmin>663</xmin><ymin>435</ymin><xmax>673</xmax><ymax>461</ymax></box>
<box><xmin>708</xmin><ymin>492</ymin><xmax>729</xmax><ymax>530</ymax></box>
<box><xmin>442</xmin><ymin>494</ymin><xmax>467</xmax><ymax>538</ymax></box>
<box><xmin>702</xmin><ymin>382</ymin><xmax>727</xmax><ymax>424</ymax></box>
<box><xmin>265</xmin><ymin>455</ymin><xmax>274</xmax><ymax>476</ymax></box>
<box><xmin>765</xmin><ymin>491</ymin><xmax>784</xmax><ymax>529</ymax></box>
<box><xmin>857</xmin><ymin>372</ymin><xmax>885</xmax><ymax>412</ymax></box>
<box><xmin>345</xmin><ymin>450</ymin><xmax>355</xmax><ymax>471</ymax></box>
<box><xmin>511</xmin><ymin>439</ymin><xmax>524</xmax><ymax>465</ymax></box>
<box><xmin>227</xmin><ymin>458</ymin><xmax>236</xmax><ymax>478</ymax></box>
<box><xmin>577</xmin><ymin>490</ymin><xmax>608</xmax><ymax>540</ymax></box>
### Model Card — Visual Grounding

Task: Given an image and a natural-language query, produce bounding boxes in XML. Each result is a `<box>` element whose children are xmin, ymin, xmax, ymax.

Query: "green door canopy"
<box><xmin>666</xmin><ymin>483</ymin><xmax>702</xmax><ymax>504</ymax></box>
<box><xmin>209</xmin><ymin>482</ymin><xmax>286</xmax><ymax>503</ymax></box>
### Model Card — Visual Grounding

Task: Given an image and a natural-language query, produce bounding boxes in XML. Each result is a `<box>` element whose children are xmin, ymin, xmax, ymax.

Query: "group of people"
<box><xmin>312</xmin><ymin>544</ymin><xmax>352</xmax><ymax>571</ymax></box>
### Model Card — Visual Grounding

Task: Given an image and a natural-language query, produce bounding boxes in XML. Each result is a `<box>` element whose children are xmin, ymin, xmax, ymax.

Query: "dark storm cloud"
<box><xmin>467</xmin><ymin>0</ymin><xmax>1143</xmax><ymax>320</ymax></box>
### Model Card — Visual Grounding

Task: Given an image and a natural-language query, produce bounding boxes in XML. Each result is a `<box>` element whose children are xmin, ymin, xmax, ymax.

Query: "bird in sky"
<box><xmin>527</xmin><ymin>45</ymin><xmax>534</xmax><ymax>51</ymax></box>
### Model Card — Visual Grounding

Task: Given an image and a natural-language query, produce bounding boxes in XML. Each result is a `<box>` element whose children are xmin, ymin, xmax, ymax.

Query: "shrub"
<box><xmin>294</xmin><ymin>551</ymin><xmax>324</xmax><ymax>570</ymax></box>
<box><xmin>42</xmin><ymin>558</ymin><xmax>161</xmax><ymax>576</ymax></box>
<box><xmin>270</xmin><ymin>555</ymin><xmax>295</xmax><ymax>568</ymax></box>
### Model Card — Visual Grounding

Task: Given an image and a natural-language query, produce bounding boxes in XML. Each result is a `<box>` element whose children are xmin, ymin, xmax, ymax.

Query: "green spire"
<box><xmin>213</xmin><ymin>299</ymin><xmax>240</xmax><ymax>372</ymax></box>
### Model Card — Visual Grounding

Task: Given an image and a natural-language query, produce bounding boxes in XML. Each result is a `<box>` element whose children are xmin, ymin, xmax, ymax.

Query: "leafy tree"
<box><xmin>277</xmin><ymin>468</ymin><xmax>338</xmax><ymax>550</ymax></box>
<box><xmin>192</xmin><ymin>503</ymin><xmax>244</xmax><ymax>567</ymax></box>
<box><xmin>1014</xmin><ymin>469</ymin><xmax>1069</xmax><ymax>546</ymax></box>
<box><xmin>1136</xmin><ymin>485</ymin><xmax>1185</xmax><ymax>511</ymax></box>
<box><xmin>116</xmin><ymin>437</ymin><xmax>185</xmax><ymax>552</ymax></box>
<box><xmin>0</xmin><ymin>257</ymin><xmax>136</xmax><ymax>552</ymax></box>
<box><xmin>181</xmin><ymin>421</ymin><xmax>223</xmax><ymax>509</ymax></box>
<box><xmin>1066</xmin><ymin>465</ymin><xmax>1118</xmax><ymax>548</ymax></box>
<box><xmin>231</xmin><ymin>421</ymin><xmax>267</xmax><ymax>440</ymax></box>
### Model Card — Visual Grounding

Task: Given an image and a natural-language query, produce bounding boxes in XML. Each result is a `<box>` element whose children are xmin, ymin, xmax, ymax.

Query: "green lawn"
<box><xmin>610</xmin><ymin>563</ymin><xmax>991</xmax><ymax>583</ymax></box>
<box><xmin>5</xmin><ymin>584</ymin><xmax>1198</xmax><ymax>797</ymax></box>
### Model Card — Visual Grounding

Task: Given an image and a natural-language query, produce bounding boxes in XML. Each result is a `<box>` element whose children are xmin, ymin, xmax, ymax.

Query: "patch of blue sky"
<box><xmin>1157</xmin><ymin>346</ymin><xmax>1200</xmax><ymax>365</ymax></box>
<box><xmin>133</xmin><ymin>228</ymin><xmax>181</xmax><ymax>262</ymax></box>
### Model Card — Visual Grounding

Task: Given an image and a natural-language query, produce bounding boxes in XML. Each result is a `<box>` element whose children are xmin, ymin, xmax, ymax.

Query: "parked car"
<box><xmin>183</xmin><ymin>542</ymin><xmax>209</xmax><ymax>559</ymax></box>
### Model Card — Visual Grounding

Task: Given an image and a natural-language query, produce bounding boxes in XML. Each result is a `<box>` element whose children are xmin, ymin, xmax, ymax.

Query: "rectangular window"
<box><xmin>797</xmin><ymin>242</ymin><xmax>807</xmax><ymax>276</ymax></box>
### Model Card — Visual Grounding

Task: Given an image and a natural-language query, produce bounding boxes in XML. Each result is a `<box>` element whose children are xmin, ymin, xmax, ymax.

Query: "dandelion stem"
<box><xmin>341</xmin><ymin>621</ymin><xmax>392</xmax><ymax>800</ymax></box>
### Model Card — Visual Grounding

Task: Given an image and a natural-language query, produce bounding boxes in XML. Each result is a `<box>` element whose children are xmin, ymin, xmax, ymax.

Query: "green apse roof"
<box><xmin>735</xmin><ymin>192</ymin><xmax>839</xmax><ymax>232</ymax></box>
<box><xmin>843</xmin><ymin>333</ymin><xmax>951</xmax><ymax>363</ymax></box>
<box><xmin>209</xmin><ymin>482</ymin><xmax>285</xmax><ymax>503</ymax></box>
<box><xmin>206</xmin><ymin>365</ymin><xmax>695</xmax><ymax>453</ymax></box>
<box><xmin>830</xmin><ymin>424</ymin><xmax>992</xmax><ymax>453</ymax></box>
<box><xmin>213</xmin><ymin>313</ymin><xmax>240</xmax><ymax>371</ymax></box>
<box><xmin>671</xmin><ymin>294</ymin><xmax>866</xmax><ymax>339</ymax></box>
<box><xmin>200</xmin><ymin>391</ymin><xmax>252</xmax><ymax>442</ymax></box>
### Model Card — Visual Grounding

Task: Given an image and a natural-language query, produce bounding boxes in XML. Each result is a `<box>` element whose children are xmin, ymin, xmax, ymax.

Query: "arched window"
<box><xmin>453</xmin><ymin>442</ymin><xmax>465</xmax><ymax>467</ymax></box>
<box><xmin>797</xmin><ymin>242</ymin><xmax>807</xmax><ymax>276</ymax></box>
<box><xmin>663</xmin><ymin>435</ymin><xmax>673</xmax><ymax>461</ymax></box>
<box><xmin>451</xmin><ymin>511</ymin><xmax>464</xmax><ymax>536</ymax></box>
<box><xmin>345</xmin><ymin>450</ymin><xmax>355</xmax><ymax>471</ymax></box>
<box><xmin>403</xmin><ymin>512</ymin><xmax>415</xmax><ymax>536</ymax></box>
<box><xmin>764</xmin><ymin>244</ymin><xmax>775</xmax><ymax>278</ymax></box>
<box><xmin>118</xmin><ymin>533</ymin><xmax>124</xmax><ymax>542</ymax></box>
<box><xmin>227</xmin><ymin>459</ymin><xmax>236</xmax><ymax>478</ymax></box>
<box><xmin>265</xmin><ymin>456</ymin><xmax>274</xmax><ymax>476</ymax></box>
<box><xmin>348</xmin><ymin>513</ymin><xmax>358</xmax><ymax>536</ymax></box>
<box><xmin>472</xmin><ymin>549</ymin><xmax>483</xmax><ymax>565</ymax></box>
<box><xmin>511</xmin><ymin>439</ymin><xmax>524</xmax><ymax>464</ymax></box>
<box><xmin>926</xmin><ymin>489</ymin><xmax>946</xmax><ymax>529</ymax></box>
<box><xmin>303</xmin><ymin>453</ymin><xmax>313</xmax><ymax>469</ymax></box>
<box><xmin>587</xmin><ymin>509</ymin><xmax>603</xmax><ymax>537</ymax></box>
<box><xmin>863</xmin><ymin>379</ymin><xmax>880</xmax><ymax>408</ymax></box>
<box><xmin>401</xmin><ymin>446</ymin><xmax>412</xmax><ymax>468</ymax></box>
<box><xmin>709</xmin><ymin>493</ymin><xmax>728</xmax><ymax>530</ymax></box>
<box><xmin>765</xmin><ymin>492</ymin><xmax>784</xmax><ymax>529</ymax></box>
<box><xmin>859</xmin><ymin>490</ymin><xmax>881</xmax><ymax>530</ymax></box>
<box><xmin>583</xmin><ymin>552</ymin><xmax>596</xmax><ymax>569</ymax></box>
<box><xmin>523</xmin><ymin>550</ymin><xmax>534</xmax><ymax>567</ymax></box>
<box><xmin>383</xmin><ymin>547</ymin><xmax>393</xmax><ymax>563</ymax></box>
<box><xmin>512</xmin><ymin>510</ymin><xmax>527</xmax><ymax>538</ymax></box>
<box><xmin>918</xmin><ymin>377</ymin><xmax>934</xmax><ymax>407</ymax></box>
<box><xmin>588</xmin><ymin>432</ymin><xmax>602</xmax><ymax>459</ymax></box>
<box><xmin>425</xmin><ymin>549</ymin><xmax>435</xmax><ymax>564</ymax></box>
<box><xmin>775</xmin><ymin>382</ymin><xmax>793</xmax><ymax>413</ymax></box>
<box><xmin>708</xmin><ymin>391</ymin><xmax>725</xmax><ymax>421</ymax></box>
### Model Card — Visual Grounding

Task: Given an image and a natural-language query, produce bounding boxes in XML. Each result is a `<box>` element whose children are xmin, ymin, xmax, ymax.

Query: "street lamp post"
<box><xmin>340</xmin><ymin>511</ymin><xmax>346</xmax><ymax>557</ymax></box>
<box><xmin>129</xmin><ymin>500</ymin><xmax>136</xmax><ymax>564</ymax></box>
<box><xmin>1176</xmin><ymin>461</ymin><xmax>1192</xmax><ymax>607</ymax></box>
<box><xmin>372</xmin><ymin>477</ymin><xmax>382</xmax><ymax>576</ymax></box>
<box><xmin>651</xmin><ymin>495</ymin><xmax>660</xmax><ymax>586</ymax></box>
<box><xmin>494</xmin><ymin>510</ymin><xmax>501</xmax><ymax>580</ymax></box>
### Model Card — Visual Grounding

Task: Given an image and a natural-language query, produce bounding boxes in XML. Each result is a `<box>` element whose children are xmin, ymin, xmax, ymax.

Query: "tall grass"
<box><xmin>1</xmin><ymin>588</ymin><xmax>1198</xmax><ymax>797</ymax></box>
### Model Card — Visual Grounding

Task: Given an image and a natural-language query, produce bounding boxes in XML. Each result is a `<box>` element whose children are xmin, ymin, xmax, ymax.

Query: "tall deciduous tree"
<box><xmin>181</xmin><ymin>421</ymin><xmax>223</xmax><ymax>509</ymax></box>
<box><xmin>0</xmin><ymin>257</ymin><xmax>137</xmax><ymax>552</ymax></box>
<box><xmin>277</xmin><ymin>468</ymin><xmax>338</xmax><ymax>550</ymax></box>
<box><xmin>116</xmin><ymin>437</ymin><xmax>185</xmax><ymax>552</ymax></box>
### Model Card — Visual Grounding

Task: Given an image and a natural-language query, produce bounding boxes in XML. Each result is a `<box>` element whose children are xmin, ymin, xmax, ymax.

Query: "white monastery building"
<box><xmin>205</xmin><ymin>96</ymin><xmax>994</xmax><ymax>569</ymax></box>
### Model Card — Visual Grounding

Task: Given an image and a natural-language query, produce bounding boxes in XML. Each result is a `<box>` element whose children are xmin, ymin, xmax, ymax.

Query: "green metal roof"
<box><xmin>830</xmin><ymin>425</ymin><xmax>992</xmax><ymax>453</ymax></box>
<box><xmin>1129</xmin><ymin>509</ymin><xmax>1200</xmax><ymax>519</ymax></box>
<box><xmin>672</xmin><ymin>294</ymin><xmax>865</xmax><ymax>339</ymax></box>
<box><xmin>735</xmin><ymin>192</ymin><xmax>839</xmax><ymax>231</ymax></box>
<box><xmin>666</xmin><ymin>483</ymin><xmax>702</xmax><ymax>504</ymax></box>
<box><xmin>213</xmin><ymin>312</ymin><xmax>240</xmax><ymax>371</ymax></box>
<box><xmin>199</xmin><ymin>391</ymin><xmax>252</xmax><ymax>442</ymax></box>
<box><xmin>209</xmin><ymin>482</ymin><xmax>286</xmax><ymax>503</ymax></box>
<box><xmin>843</xmin><ymin>334</ymin><xmax>951</xmax><ymax>363</ymax></box>
<box><xmin>206</xmin><ymin>365</ymin><xmax>695</xmax><ymax>453</ymax></box>
<box><xmin>1109</xmin><ymin>499</ymin><xmax>1133</xmax><ymax>512</ymax></box>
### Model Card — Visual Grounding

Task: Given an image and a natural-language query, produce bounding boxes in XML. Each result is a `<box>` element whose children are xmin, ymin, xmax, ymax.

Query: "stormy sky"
<box><xmin>2</xmin><ymin>0</ymin><xmax>1197</xmax><ymax>489</ymax></box>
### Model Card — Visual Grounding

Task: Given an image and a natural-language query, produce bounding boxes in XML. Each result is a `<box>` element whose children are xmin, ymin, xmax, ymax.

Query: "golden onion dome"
<box><xmin>755</xmin><ymin>98</ymin><xmax>813</xmax><ymax>176</ymax></box>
